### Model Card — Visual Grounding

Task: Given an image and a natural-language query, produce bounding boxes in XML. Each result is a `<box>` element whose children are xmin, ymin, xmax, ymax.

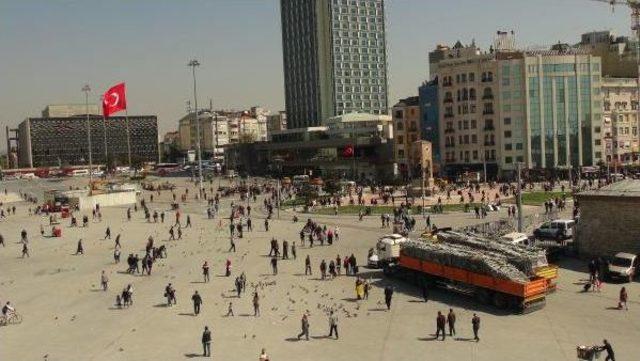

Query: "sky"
<box><xmin>0</xmin><ymin>0</ymin><xmax>629</xmax><ymax>151</ymax></box>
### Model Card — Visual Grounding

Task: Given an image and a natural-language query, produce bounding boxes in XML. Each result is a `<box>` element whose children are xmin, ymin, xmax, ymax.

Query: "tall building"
<box><xmin>579</xmin><ymin>30</ymin><xmax>637</xmax><ymax>78</ymax></box>
<box><xmin>602</xmin><ymin>77</ymin><xmax>639</xmax><ymax>165</ymax></box>
<box><xmin>392</xmin><ymin>96</ymin><xmax>421</xmax><ymax>179</ymax></box>
<box><xmin>17</xmin><ymin>106</ymin><xmax>158</xmax><ymax>168</ymax></box>
<box><xmin>434</xmin><ymin>33</ymin><xmax>604</xmax><ymax>177</ymax></box>
<box><xmin>280</xmin><ymin>0</ymin><xmax>389</xmax><ymax>129</ymax></box>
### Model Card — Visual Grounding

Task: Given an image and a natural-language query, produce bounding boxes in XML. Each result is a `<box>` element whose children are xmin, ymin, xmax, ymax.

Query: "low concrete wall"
<box><xmin>76</xmin><ymin>190</ymin><xmax>137</xmax><ymax>210</ymax></box>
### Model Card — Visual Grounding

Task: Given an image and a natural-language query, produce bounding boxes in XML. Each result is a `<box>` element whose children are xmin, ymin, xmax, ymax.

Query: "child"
<box><xmin>226</xmin><ymin>302</ymin><xmax>234</xmax><ymax>316</ymax></box>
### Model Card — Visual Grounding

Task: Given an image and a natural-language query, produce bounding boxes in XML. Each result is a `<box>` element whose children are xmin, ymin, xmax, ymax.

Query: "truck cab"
<box><xmin>368</xmin><ymin>234</ymin><xmax>409</xmax><ymax>268</ymax></box>
<box><xmin>607</xmin><ymin>252</ymin><xmax>638</xmax><ymax>282</ymax></box>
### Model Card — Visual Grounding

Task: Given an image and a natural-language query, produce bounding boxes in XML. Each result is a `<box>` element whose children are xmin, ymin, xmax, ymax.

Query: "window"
<box><xmin>505</xmin><ymin>156</ymin><xmax>513</xmax><ymax>164</ymax></box>
<box><xmin>469</xmin><ymin>72</ymin><xmax>475</xmax><ymax>82</ymax></box>
<box><xmin>397</xmin><ymin>150</ymin><xmax>404</xmax><ymax>158</ymax></box>
<box><xmin>471</xmin><ymin>134</ymin><xmax>477</xmax><ymax>143</ymax></box>
<box><xmin>504</xmin><ymin>130</ymin><xmax>512</xmax><ymax>138</ymax></box>
<box><xmin>504</xmin><ymin>117</ymin><xmax>511</xmax><ymax>125</ymax></box>
<box><xmin>470</xmin><ymin>119</ymin><xmax>476</xmax><ymax>129</ymax></box>
<box><xmin>594</xmin><ymin>139</ymin><xmax>601</xmax><ymax>146</ymax></box>
<box><xmin>395</xmin><ymin>121</ymin><xmax>404</xmax><ymax>131</ymax></box>
<box><xmin>397</xmin><ymin>136</ymin><xmax>404</xmax><ymax>144</ymax></box>
<box><xmin>515</xmin><ymin>143</ymin><xmax>523</xmax><ymax>150</ymax></box>
<box><xmin>505</xmin><ymin>143</ymin><xmax>512</xmax><ymax>151</ymax></box>
<box><xmin>472</xmin><ymin>150</ymin><xmax>478</xmax><ymax>160</ymax></box>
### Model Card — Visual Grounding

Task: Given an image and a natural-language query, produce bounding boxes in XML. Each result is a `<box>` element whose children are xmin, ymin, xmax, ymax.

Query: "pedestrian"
<box><xmin>226</xmin><ymin>301</ymin><xmax>234</xmax><ymax>316</ymax></box>
<box><xmin>21</xmin><ymin>242</ymin><xmax>29</xmax><ymax>258</ymax></box>
<box><xmin>253</xmin><ymin>292</ymin><xmax>260</xmax><ymax>316</ymax></box>
<box><xmin>600</xmin><ymin>339</ymin><xmax>615</xmax><ymax>361</ymax></box>
<box><xmin>169</xmin><ymin>226</ymin><xmax>175</xmax><ymax>240</ymax></box>
<box><xmin>264</xmin><ymin>218</ymin><xmax>269</xmax><ymax>232</ymax></box>
<box><xmin>202</xmin><ymin>261</ymin><xmax>210</xmax><ymax>283</ymax></box>
<box><xmin>447</xmin><ymin>308</ymin><xmax>456</xmax><ymax>336</ymax></box>
<box><xmin>259</xmin><ymin>348</ymin><xmax>269</xmax><ymax>361</ymax></box>
<box><xmin>384</xmin><ymin>285</ymin><xmax>393</xmax><ymax>310</ymax></box>
<box><xmin>201</xmin><ymin>326</ymin><xmax>212</xmax><ymax>357</ymax></box>
<box><xmin>422</xmin><ymin>283</ymin><xmax>429</xmax><ymax>302</ymax></box>
<box><xmin>114</xmin><ymin>234</ymin><xmax>121</xmax><ymax>249</ymax></box>
<box><xmin>101</xmin><ymin>270</ymin><xmax>109</xmax><ymax>291</ymax></box>
<box><xmin>75</xmin><ymin>239</ymin><xmax>84</xmax><ymax>255</ymax></box>
<box><xmin>0</xmin><ymin>233</ymin><xmax>4</xmax><ymax>247</ymax></box>
<box><xmin>328</xmin><ymin>310</ymin><xmax>339</xmax><ymax>339</ymax></box>
<box><xmin>472</xmin><ymin>313</ymin><xmax>480</xmax><ymax>341</ymax></box>
<box><xmin>177</xmin><ymin>227</ymin><xmax>182</xmax><ymax>240</ymax></box>
<box><xmin>436</xmin><ymin>311</ymin><xmax>446</xmax><ymax>340</ymax></box>
<box><xmin>305</xmin><ymin>255</ymin><xmax>312</xmax><ymax>275</ymax></box>
<box><xmin>235</xmin><ymin>277</ymin><xmax>242</xmax><ymax>297</ymax></box>
<box><xmin>229</xmin><ymin>237</ymin><xmax>236</xmax><ymax>253</ymax></box>
<box><xmin>186</xmin><ymin>215</ymin><xmax>192</xmax><ymax>228</ymax></box>
<box><xmin>192</xmin><ymin>291</ymin><xmax>203</xmax><ymax>315</ymax></box>
<box><xmin>291</xmin><ymin>242</ymin><xmax>297</xmax><ymax>260</ymax></box>
<box><xmin>271</xmin><ymin>256</ymin><xmax>278</xmax><ymax>275</ymax></box>
<box><xmin>247</xmin><ymin>218</ymin><xmax>252</xmax><ymax>231</ymax></box>
<box><xmin>225</xmin><ymin>259</ymin><xmax>232</xmax><ymax>277</ymax></box>
<box><xmin>618</xmin><ymin>287</ymin><xmax>628</xmax><ymax>310</ymax></box>
<box><xmin>114</xmin><ymin>248</ymin><xmax>121</xmax><ymax>263</ymax></box>
<box><xmin>282</xmin><ymin>240</ymin><xmax>289</xmax><ymax>259</ymax></box>
<box><xmin>297</xmin><ymin>313</ymin><xmax>310</xmax><ymax>341</ymax></box>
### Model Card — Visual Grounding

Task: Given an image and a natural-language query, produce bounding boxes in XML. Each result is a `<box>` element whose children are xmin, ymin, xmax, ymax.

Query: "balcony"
<box><xmin>481</xmin><ymin>77</ymin><xmax>493</xmax><ymax>83</ymax></box>
<box><xmin>469</xmin><ymin>95</ymin><xmax>476</xmax><ymax>101</ymax></box>
<box><xmin>483</xmin><ymin>125</ymin><xmax>495</xmax><ymax>131</ymax></box>
<box><xmin>443</xmin><ymin>97</ymin><xmax>454</xmax><ymax>103</ymax></box>
<box><xmin>482</xmin><ymin>109</ymin><xmax>494</xmax><ymax>115</ymax></box>
<box><xmin>482</xmin><ymin>93</ymin><xmax>494</xmax><ymax>100</ymax></box>
<box><xmin>445</xmin><ymin>143</ymin><xmax>456</xmax><ymax>148</ymax></box>
<box><xmin>484</xmin><ymin>141</ymin><xmax>496</xmax><ymax>146</ymax></box>
<box><xmin>444</xmin><ymin>128</ymin><xmax>455</xmax><ymax>134</ymax></box>
<box><xmin>444</xmin><ymin>113</ymin><xmax>454</xmax><ymax>119</ymax></box>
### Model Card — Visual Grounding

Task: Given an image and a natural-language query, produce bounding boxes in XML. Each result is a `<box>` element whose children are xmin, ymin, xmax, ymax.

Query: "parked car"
<box><xmin>533</xmin><ymin>219</ymin><xmax>575</xmax><ymax>241</ymax></box>
<box><xmin>499</xmin><ymin>232</ymin><xmax>530</xmax><ymax>246</ymax></box>
<box><xmin>607</xmin><ymin>252</ymin><xmax>638</xmax><ymax>282</ymax></box>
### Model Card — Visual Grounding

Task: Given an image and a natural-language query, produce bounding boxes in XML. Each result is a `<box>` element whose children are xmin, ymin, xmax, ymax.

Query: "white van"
<box><xmin>71</xmin><ymin>169</ymin><xmax>89</xmax><ymax>177</ymax></box>
<box><xmin>551</xmin><ymin>219</ymin><xmax>575</xmax><ymax>239</ymax></box>
<box><xmin>500</xmin><ymin>232</ymin><xmax>530</xmax><ymax>246</ymax></box>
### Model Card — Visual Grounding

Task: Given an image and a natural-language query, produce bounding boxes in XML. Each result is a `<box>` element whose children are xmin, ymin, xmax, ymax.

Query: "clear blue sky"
<box><xmin>0</xmin><ymin>0</ymin><xmax>628</xmax><ymax>149</ymax></box>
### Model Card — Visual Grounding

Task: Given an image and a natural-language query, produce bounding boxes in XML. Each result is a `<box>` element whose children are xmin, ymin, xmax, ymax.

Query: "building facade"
<box><xmin>579</xmin><ymin>30</ymin><xmax>637</xmax><ymax>78</ymax></box>
<box><xmin>602</xmin><ymin>77</ymin><xmax>639</xmax><ymax>165</ymax></box>
<box><xmin>392</xmin><ymin>96</ymin><xmax>421</xmax><ymax>179</ymax></box>
<box><xmin>433</xmin><ymin>35</ymin><xmax>603</xmax><ymax>178</ymax></box>
<box><xmin>280</xmin><ymin>0</ymin><xmax>389</xmax><ymax>129</ymax></box>
<box><xmin>178</xmin><ymin>110</ymin><xmax>230</xmax><ymax>162</ymax></box>
<box><xmin>17</xmin><ymin>115</ymin><xmax>158</xmax><ymax>168</ymax></box>
<box><xmin>267</xmin><ymin>111</ymin><xmax>288</xmax><ymax>138</ymax></box>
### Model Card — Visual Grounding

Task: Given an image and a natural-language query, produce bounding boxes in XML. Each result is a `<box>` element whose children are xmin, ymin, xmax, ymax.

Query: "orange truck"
<box><xmin>383</xmin><ymin>249</ymin><xmax>556</xmax><ymax>313</ymax></box>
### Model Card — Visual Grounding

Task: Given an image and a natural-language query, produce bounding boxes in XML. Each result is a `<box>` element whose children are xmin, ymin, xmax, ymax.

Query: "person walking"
<box><xmin>253</xmin><ymin>292</ymin><xmax>260</xmax><ymax>317</ymax></box>
<box><xmin>0</xmin><ymin>233</ymin><xmax>4</xmax><ymax>247</ymax></box>
<box><xmin>226</xmin><ymin>302</ymin><xmax>234</xmax><ymax>316</ymax></box>
<box><xmin>104</xmin><ymin>226</ymin><xmax>111</xmax><ymax>239</ymax></box>
<box><xmin>271</xmin><ymin>256</ymin><xmax>278</xmax><ymax>275</ymax></box>
<box><xmin>384</xmin><ymin>285</ymin><xmax>394</xmax><ymax>310</ymax></box>
<box><xmin>436</xmin><ymin>311</ymin><xmax>446</xmax><ymax>340</ymax></box>
<box><xmin>21</xmin><ymin>242</ymin><xmax>29</xmax><ymax>258</ymax></box>
<box><xmin>264</xmin><ymin>218</ymin><xmax>269</xmax><ymax>232</ymax></box>
<box><xmin>291</xmin><ymin>242</ymin><xmax>297</xmax><ymax>260</ymax></box>
<box><xmin>75</xmin><ymin>239</ymin><xmax>84</xmax><ymax>255</ymax></box>
<box><xmin>201</xmin><ymin>326</ymin><xmax>212</xmax><ymax>357</ymax></box>
<box><xmin>447</xmin><ymin>308</ymin><xmax>456</xmax><ymax>336</ymax></box>
<box><xmin>247</xmin><ymin>218</ymin><xmax>252</xmax><ymax>231</ymax></box>
<box><xmin>472</xmin><ymin>313</ymin><xmax>480</xmax><ymax>341</ymax></box>
<box><xmin>618</xmin><ymin>287</ymin><xmax>628</xmax><ymax>310</ymax></box>
<box><xmin>305</xmin><ymin>255</ymin><xmax>312</xmax><ymax>275</ymax></box>
<box><xmin>328</xmin><ymin>310</ymin><xmax>339</xmax><ymax>339</ymax></box>
<box><xmin>229</xmin><ymin>236</ymin><xmax>236</xmax><ymax>253</ymax></box>
<box><xmin>186</xmin><ymin>215</ymin><xmax>192</xmax><ymax>228</ymax></box>
<box><xmin>192</xmin><ymin>291</ymin><xmax>203</xmax><ymax>315</ymax></box>
<box><xmin>297</xmin><ymin>314</ymin><xmax>310</xmax><ymax>341</ymax></box>
<box><xmin>202</xmin><ymin>262</ymin><xmax>210</xmax><ymax>283</ymax></box>
<box><xmin>101</xmin><ymin>270</ymin><xmax>109</xmax><ymax>291</ymax></box>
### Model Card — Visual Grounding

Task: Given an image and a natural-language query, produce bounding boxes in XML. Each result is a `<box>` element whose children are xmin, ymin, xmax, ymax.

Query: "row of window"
<box><xmin>334</xmin><ymin>61</ymin><xmax>385</xmax><ymax>69</ymax></box>
<box><xmin>336</xmin><ymin>85</ymin><xmax>384</xmax><ymax>93</ymax></box>
<box><xmin>335</xmin><ymin>77</ymin><xmax>384</xmax><ymax>85</ymax></box>
<box><xmin>335</xmin><ymin>69</ymin><xmax>385</xmax><ymax>77</ymax></box>
<box><xmin>527</xmin><ymin>63</ymin><xmax>599</xmax><ymax>74</ymax></box>
<box><xmin>604</xmin><ymin>101</ymin><xmax>639</xmax><ymax>111</ymax></box>
<box><xmin>442</xmin><ymin>72</ymin><xmax>494</xmax><ymax>86</ymax></box>
<box><xmin>334</xmin><ymin>38</ymin><xmax>384</xmax><ymax>47</ymax></box>
<box><xmin>444</xmin><ymin>150</ymin><xmax>498</xmax><ymax>163</ymax></box>
<box><xmin>334</xmin><ymin>46</ymin><xmax>384</xmax><ymax>55</ymax></box>
<box><xmin>336</xmin><ymin>93</ymin><xmax>385</xmax><ymax>101</ymax></box>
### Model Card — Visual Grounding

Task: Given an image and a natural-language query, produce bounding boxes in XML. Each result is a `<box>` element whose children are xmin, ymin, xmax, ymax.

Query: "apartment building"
<box><xmin>602</xmin><ymin>77</ymin><xmax>639</xmax><ymax>165</ymax></box>
<box><xmin>392</xmin><ymin>96</ymin><xmax>422</xmax><ymax>178</ymax></box>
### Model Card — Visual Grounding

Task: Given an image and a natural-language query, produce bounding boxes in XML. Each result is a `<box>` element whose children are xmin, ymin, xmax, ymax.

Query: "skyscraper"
<box><xmin>280</xmin><ymin>0</ymin><xmax>389</xmax><ymax>129</ymax></box>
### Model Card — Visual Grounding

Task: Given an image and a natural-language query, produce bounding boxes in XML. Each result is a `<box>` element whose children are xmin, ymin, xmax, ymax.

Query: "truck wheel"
<box><xmin>492</xmin><ymin>293</ymin><xmax>508</xmax><ymax>309</ymax></box>
<box><xmin>475</xmin><ymin>289</ymin><xmax>492</xmax><ymax>305</ymax></box>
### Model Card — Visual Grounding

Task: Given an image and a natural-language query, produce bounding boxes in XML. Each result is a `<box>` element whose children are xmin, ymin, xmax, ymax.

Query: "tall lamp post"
<box><xmin>82</xmin><ymin>84</ymin><xmax>94</xmax><ymax>188</ymax></box>
<box><xmin>188</xmin><ymin>59</ymin><xmax>204</xmax><ymax>193</ymax></box>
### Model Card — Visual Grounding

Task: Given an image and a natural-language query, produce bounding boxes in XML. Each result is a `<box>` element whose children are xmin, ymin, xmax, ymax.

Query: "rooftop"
<box><xmin>577</xmin><ymin>179</ymin><xmax>640</xmax><ymax>198</ymax></box>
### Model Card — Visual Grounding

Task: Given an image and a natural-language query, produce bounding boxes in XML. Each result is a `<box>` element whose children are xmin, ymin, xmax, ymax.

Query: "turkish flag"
<box><xmin>102</xmin><ymin>82</ymin><xmax>127</xmax><ymax>117</ymax></box>
<box><xmin>343</xmin><ymin>145</ymin><xmax>354</xmax><ymax>157</ymax></box>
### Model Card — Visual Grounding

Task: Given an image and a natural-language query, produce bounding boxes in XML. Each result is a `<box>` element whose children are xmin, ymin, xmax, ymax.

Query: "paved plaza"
<box><xmin>0</xmin><ymin>177</ymin><xmax>637</xmax><ymax>361</ymax></box>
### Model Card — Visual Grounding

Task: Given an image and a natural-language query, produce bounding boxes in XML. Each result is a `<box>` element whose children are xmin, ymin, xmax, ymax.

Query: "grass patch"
<box><xmin>308</xmin><ymin>203</ymin><xmax>483</xmax><ymax>215</ymax></box>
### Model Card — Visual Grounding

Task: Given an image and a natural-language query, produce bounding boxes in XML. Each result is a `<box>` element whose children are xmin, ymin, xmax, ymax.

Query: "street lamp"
<box><xmin>188</xmin><ymin>59</ymin><xmax>204</xmax><ymax>193</ymax></box>
<box><xmin>82</xmin><ymin>84</ymin><xmax>94</xmax><ymax>188</ymax></box>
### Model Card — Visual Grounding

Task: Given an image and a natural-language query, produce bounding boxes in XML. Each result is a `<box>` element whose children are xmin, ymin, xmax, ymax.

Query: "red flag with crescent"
<box><xmin>343</xmin><ymin>144</ymin><xmax>354</xmax><ymax>157</ymax></box>
<box><xmin>102</xmin><ymin>82</ymin><xmax>127</xmax><ymax>117</ymax></box>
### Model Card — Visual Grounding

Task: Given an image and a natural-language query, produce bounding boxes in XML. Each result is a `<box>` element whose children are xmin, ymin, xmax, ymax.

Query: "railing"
<box><xmin>483</xmin><ymin>109</ymin><xmax>494</xmax><ymax>115</ymax></box>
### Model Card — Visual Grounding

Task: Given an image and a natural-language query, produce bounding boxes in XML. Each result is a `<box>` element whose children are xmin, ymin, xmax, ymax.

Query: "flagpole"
<box><xmin>101</xmin><ymin>95</ymin><xmax>108</xmax><ymax>168</ymax></box>
<box><xmin>83</xmin><ymin>84</ymin><xmax>94</xmax><ymax>191</ymax></box>
<box><xmin>126</xmin><ymin>109</ymin><xmax>132</xmax><ymax>167</ymax></box>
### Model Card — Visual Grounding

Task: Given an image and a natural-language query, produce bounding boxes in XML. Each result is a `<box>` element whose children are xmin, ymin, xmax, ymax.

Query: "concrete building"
<box><xmin>579</xmin><ymin>30</ymin><xmax>637</xmax><ymax>78</ymax></box>
<box><xmin>267</xmin><ymin>111</ymin><xmax>287</xmax><ymax>138</ymax></box>
<box><xmin>280</xmin><ymin>0</ymin><xmax>389</xmax><ymax>129</ymax></box>
<box><xmin>418</xmin><ymin>79</ymin><xmax>440</xmax><ymax>171</ymax></box>
<box><xmin>160</xmin><ymin>131</ymin><xmax>180</xmax><ymax>163</ymax></box>
<box><xmin>602</xmin><ymin>77</ymin><xmax>639</xmax><ymax>165</ymax></box>
<box><xmin>225</xmin><ymin>112</ymin><xmax>394</xmax><ymax>180</ymax></box>
<box><xmin>17</xmin><ymin>111</ymin><xmax>158</xmax><ymax>168</ymax></box>
<box><xmin>42</xmin><ymin>104</ymin><xmax>101</xmax><ymax>118</ymax></box>
<box><xmin>433</xmin><ymin>33</ymin><xmax>603</xmax><ymax>178</ymax></box>
<box><xmin>178</xmin><ymin>110</ymin><xmax>229</xmax><ymax>162</ymax></box>
<box><xmin>575</xmin><ymin>180</ymin><xmax>640</xmax><ymax>257</ymax></box>
<box><xmin>392</xmin><ymin>96</ymin><xmax>421</xmax><ymax>179</ymax></box>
